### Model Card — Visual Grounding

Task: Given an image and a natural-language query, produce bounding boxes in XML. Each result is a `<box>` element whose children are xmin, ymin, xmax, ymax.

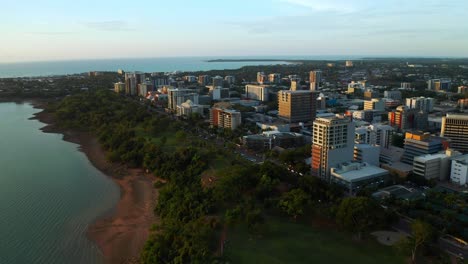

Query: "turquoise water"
<box><xmin>0</xmin><ymin>102</ymin><xmax>119</xmax><ymax>264</ymax></box>
<box><xmin>0</xmin><ymin>56</ymin><xmax>362</xmax><ymax>78</ymax></box>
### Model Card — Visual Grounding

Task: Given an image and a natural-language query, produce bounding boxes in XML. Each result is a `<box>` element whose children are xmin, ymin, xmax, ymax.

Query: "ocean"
<box><xmin>0</xmin><ymin>102</ymin><xmax>119</xmax><ymax>264</ymax></box>
<box><xmin>0</xmin><ymin>56</ymin><xmax>362</xmax><ymax>78</ymax></box>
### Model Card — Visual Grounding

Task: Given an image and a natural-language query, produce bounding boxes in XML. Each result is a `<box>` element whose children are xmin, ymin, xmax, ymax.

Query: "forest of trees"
<box><xmin>49</xmin><ymin>90</ymin><xmax>443</xmax><ymax>263</ymax></box>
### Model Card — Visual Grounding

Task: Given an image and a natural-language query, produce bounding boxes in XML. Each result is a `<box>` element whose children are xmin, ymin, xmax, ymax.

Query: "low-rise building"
<box><xmin>243</xmin><ymin>131</ymin><xmax>305</xmax><ymax>151</ymax></box>
<box><xmin>330</xmin><ymin>162</ymin><xmax>388</xmax><ymax>193</ymax></box>
<box><xmin>354</xmin><ymin>144</ymin><xmax>380</xmax><ymax>166</ymax></box>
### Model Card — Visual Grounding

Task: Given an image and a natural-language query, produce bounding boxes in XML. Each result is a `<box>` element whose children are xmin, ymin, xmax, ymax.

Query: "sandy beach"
<box><xmin>32</xmin><ymin>105</ymin><xmax>158</xmax><ymax>264</ymax></box>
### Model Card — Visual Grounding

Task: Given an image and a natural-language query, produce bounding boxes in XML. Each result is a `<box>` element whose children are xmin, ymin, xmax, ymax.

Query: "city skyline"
<box><xmin>1</xmin><ymin>0</ymin><xmax>468</xmax><ymax>62</ymax></box>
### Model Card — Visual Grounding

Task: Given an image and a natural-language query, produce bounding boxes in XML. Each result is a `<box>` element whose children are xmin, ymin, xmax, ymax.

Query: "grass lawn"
<box><xmin>224</xmin><ymin>218</ymin><xmax>405</xmax><ymax>264</ymax></box>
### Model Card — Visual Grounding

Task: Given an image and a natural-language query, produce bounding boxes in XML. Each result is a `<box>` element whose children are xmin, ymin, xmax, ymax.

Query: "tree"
<box><xmin>335</xmin><ymin>197</ymin><xmax>382</xmax><ymax>240</ymax></box>
<box><xmin>278</xmin><ymin>189</ymin><xmax>310</xmax><ymax>220</ymax></box>
<box><xmin>395</xmin><ymin>220</ymin><xmax>433</xmax><ymax>263</ymax></box>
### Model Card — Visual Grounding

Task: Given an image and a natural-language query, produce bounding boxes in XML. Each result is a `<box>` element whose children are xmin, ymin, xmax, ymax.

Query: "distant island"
<box><xmin>206</xmin><ymin>58</ymin><xmax>299</xmax><ymax>63</ymax></box>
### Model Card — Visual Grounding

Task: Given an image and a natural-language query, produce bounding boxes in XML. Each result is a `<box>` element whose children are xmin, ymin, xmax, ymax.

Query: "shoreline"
<box><xmin>31</xmin><ymin>102</ymin><xmax>158</xmax><ymax>264</ymax></box>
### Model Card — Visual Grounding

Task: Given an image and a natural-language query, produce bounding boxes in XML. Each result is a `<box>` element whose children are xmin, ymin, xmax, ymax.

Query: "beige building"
<box><xmin>311</xmin><ymin>116</ymin><xmax>355</xmax><ymax>181</ymax></box>
<box><xmin>114</xmin><ymin>82</ymin><xmax>125</xmax><ymax>93</ymax></box>
<box><xmin>441</xmin><ymin>114</ymin><xmax>468</xmax><ymax>153</ymax></box>
<box><xmin>245</xmin><ymin>85</ymin><xmax>270</xmax><ymax>101</ymax></box>
<box><xmin>364</xmin><ymin>99</ymin><xmax>385</xmax><ymax>111</ymax></box>
<box><xmin>309</xmin><ymin>70</ymin><xmax>322</xmax><ymax>91</ymax></box>
<box><xmin>210</xmin><ymin>108</ymin><xmax>241</xmax><ymax>130</ymax></box>
<box><xmin>278</xmin><ymin>90</ymin><xmax>318</xmax><ymax>123</ymax></box>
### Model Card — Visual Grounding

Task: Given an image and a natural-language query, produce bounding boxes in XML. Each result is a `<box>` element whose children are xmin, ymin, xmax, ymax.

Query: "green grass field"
<box><xmin>224</xmin><ymin>218</ymin><xmax>405</xmax><ymax>264</ymax></box>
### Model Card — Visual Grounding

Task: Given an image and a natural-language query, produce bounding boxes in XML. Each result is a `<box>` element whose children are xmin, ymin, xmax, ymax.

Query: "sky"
<box><xmin>1</xmin><ymin>0</ymin><xmax>467</xmax><ymax>62</ymax></box>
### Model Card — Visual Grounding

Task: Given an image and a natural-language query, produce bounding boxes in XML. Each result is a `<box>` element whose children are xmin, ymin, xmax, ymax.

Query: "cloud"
<box><xmin>278</xmin><ymin>0</ymin><xmax>358</xmax><ymax>13</ymax></box>
<box><xmin>83</xmin><ymin>20</ymin><xmax>133</xmax><ymax>31</ymax></box>
<box><xmin>28</xmin><ymin>31</ymin><xmax>74</xmax><ymax>35</ymax></box>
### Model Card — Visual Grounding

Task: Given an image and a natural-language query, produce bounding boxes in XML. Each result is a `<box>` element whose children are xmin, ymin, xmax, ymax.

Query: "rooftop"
<box><xmin>331</xmin><ymin>162</ymin><xmax>388</xmax><ymax>182</ymax></box>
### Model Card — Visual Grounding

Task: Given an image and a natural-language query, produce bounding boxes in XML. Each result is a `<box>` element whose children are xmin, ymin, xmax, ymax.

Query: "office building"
<box><xmin>309</xmin><ymin>70</ymin><xmax>322</xmax><ymax>91</ymax></box>
<box><xmin>354</xmin><ymin>144</ymin><xmax>380</xmax><ymax>166</ymax></box>
<box><xmin>384</xmin><ymin>90</ymin><xmax>402</xmax><ymax>101</ymax></box>
<box><xmin>406</xmin><ymin>97</ymin><xmax>434</xmax><ymax>113</ymax></box>
<box><xmin>211</xmin><ymin>87</ymin><xmax>230</xmax><ymax>100</ymax></box>
<box><xmin>450</xmin><ymin>154</ymin><xmax>468</xmax><ymax>186</ymax></box>
<box><xmin>441</xmin><ymin>114</ymin><xmax>468</xmax><ymax>153</ymax></box>
<box><xmin>167</xmin><ymin>88</ymin><xmax>199</xmax><ymax>110</ymax></box>
<box><xmin>355</xmin><ymin>124</ymin><xmax>395</xmax><ymax>149</ymax></box>
<box><xmin>427</xmin><ymin>79</ymin><xmax>451</xmax><ymax>91</ymax></box>
<box><xmin>210</xmin><ymin>108</ymin><xmax>241</xmax><ymax>130</ymax></box>
<box><xmin>401</xmin><ymin>132</ymin><xmax>444</xmax><ymax>164</ymax></box>
<box><xmin>364</xmin><ymin>99</ymin><xmax>385</xmax><ymax>111</ymax></box>
<box><xmin>268</xmin><ymin>73</ymin><xmax>281</xmax><ymax>84</ymax></box>
<box><xmin>346</xmin><ymin>60</ymin><xmax>354</xmax><ymax>67</ymax></box>
<box><xmin>245</xmin><ymin>85</ymin><xmax>270</xmax><ymax>101</ymax></box>
<box><xmin>114</xmin><ymin>82</ymin><xmax>125</xmax><ymax>93</ymax></box>
<box><xmin>288</xmin><ymin>75</ymin><xmax>301</xmax><ymax>83</ymax></box>
<box><xmin>311</xmin><ymin>116</ymin><xmax>355</xmax><ymax>181</ymax></box>
<box><xmin>278</xmin><ymin>90</ymin><xmax>318</xmax><ymax>123</ymax></box>
<box><xmin>330</xmin><ymin>162</ymin><xmax>388</xmax><ymax>193</ymax></box>
<box><xmin>413</xmin><ymin>150</ymin><xmax>461</xmax><ymax>181</ymax></box>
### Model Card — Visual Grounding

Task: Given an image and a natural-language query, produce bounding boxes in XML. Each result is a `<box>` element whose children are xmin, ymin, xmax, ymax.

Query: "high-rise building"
<box><xmin>288</xmin><ymin>75</ymin><xmax>301</xmax><ymax>83</ymax></box>
<box><xmin>278</xmin><ymin>90</ymin><xmax>318</xmax><ymax>123</ymax></box>
<box><xmin>458</xmin><ymin>86</ymin><xmax>468</xmax><ymax>94</ymax></box>
<box><xmin>290</xmin><ymin>81</ymin><xmax>301</xmax><ymax>91</ymax></box>
<box><xmin>198</xmin><ymin>75</ymin><xmax>211</xmax><ymax>86</ymax></box>
<box><xmin>257</xmin><ymin>72</ymin><xmax>268</xmax><ymax>84</ymax></box>
<box><xmin>224</xmin><ymin>76</ymin><xmax>236</xmax><ymax>85</ymax></box>
<box><xmin>388</xmin><ymin>106</ymin><xmax>426</xmax><ymax>131</ymax></box>
<box><xmin>311</xmin><ymin>116</ymin><xmax>355</xmax><ymax>181</ymax></box>
<box><xmin>268</xmin><ymin>73</ymin><xmax>281</xmax><ymax>84</ymax></box>
<box><xmin>346</xmin><ymin>60</ymin><xmax>354</xmax><ymax>67</ymax></box>
<box><xmin>245</xmin><ymin>85</ymin><xmax>270</xmax><ymax>101</ymax></box>
<box><xmin>406</xmin><ymin>97</ymin><xmax>434</xmax><ymax>113</ymax></box>
<box><xmin>125</xmin><ymin>73</ymin><xmax>137</xmax><ymax>95</ymax></box>
<box><xmin>167</xmin><ymin>88</ymin><xmax>199</xmax><ymax>110</ymax></box>
<box><xmin>309</xmin><ymin>70</ymin><xmax>322</xmax><ymax>91</ymax></box>
<box><xmin>427</xmin><ymin>79</ymin><xmax>451</xmax><ymax>91</ymax></box>
<box><xmin>138</xmin><ymin>82</ymin><xmax>154</xmax><ymax>97</ymax></box>
<box><xmin>441</xmin><ymin>114</ymin><xmax>468</xmax><ymax>153</ymax></box>
<box><xmin>212</xmin><ymin>76</ymin><xmax>224</xmax><ymax>87</ymax></box>
<box><xmin>210</xmin><ymin>108</ymin><xmax>242</xmax><ymax>130</ymax></box>
<box><xmin>114</xmin><ymin>82</ymin><xmax>125</xmax><ymax>93</ymax></box>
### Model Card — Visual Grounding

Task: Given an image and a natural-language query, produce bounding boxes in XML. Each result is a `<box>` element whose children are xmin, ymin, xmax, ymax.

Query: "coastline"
<box><xmin>31</xmin><ymin>103</ymin><xmax>158</xmax><ymax>264</ymax></box>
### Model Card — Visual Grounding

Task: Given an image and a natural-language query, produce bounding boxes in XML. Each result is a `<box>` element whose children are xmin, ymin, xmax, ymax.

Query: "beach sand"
<box><xmin>33</xmin><ymin>106</ymin><xmax>158</xmax><ymax>264</ymax></box>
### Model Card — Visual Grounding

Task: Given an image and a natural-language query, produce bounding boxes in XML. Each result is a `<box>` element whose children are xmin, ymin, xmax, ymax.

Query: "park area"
<box><xmin>224</xmin><ymin>218</ymin><xmax>405</xmax><ymax>264</ymax></box>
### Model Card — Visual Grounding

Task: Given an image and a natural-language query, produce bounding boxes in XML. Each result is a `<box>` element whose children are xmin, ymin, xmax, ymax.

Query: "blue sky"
<box><xmin>1</xmin><ymin>0</ymin><xmax>467</xmax><ymax>62</ymax></box>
